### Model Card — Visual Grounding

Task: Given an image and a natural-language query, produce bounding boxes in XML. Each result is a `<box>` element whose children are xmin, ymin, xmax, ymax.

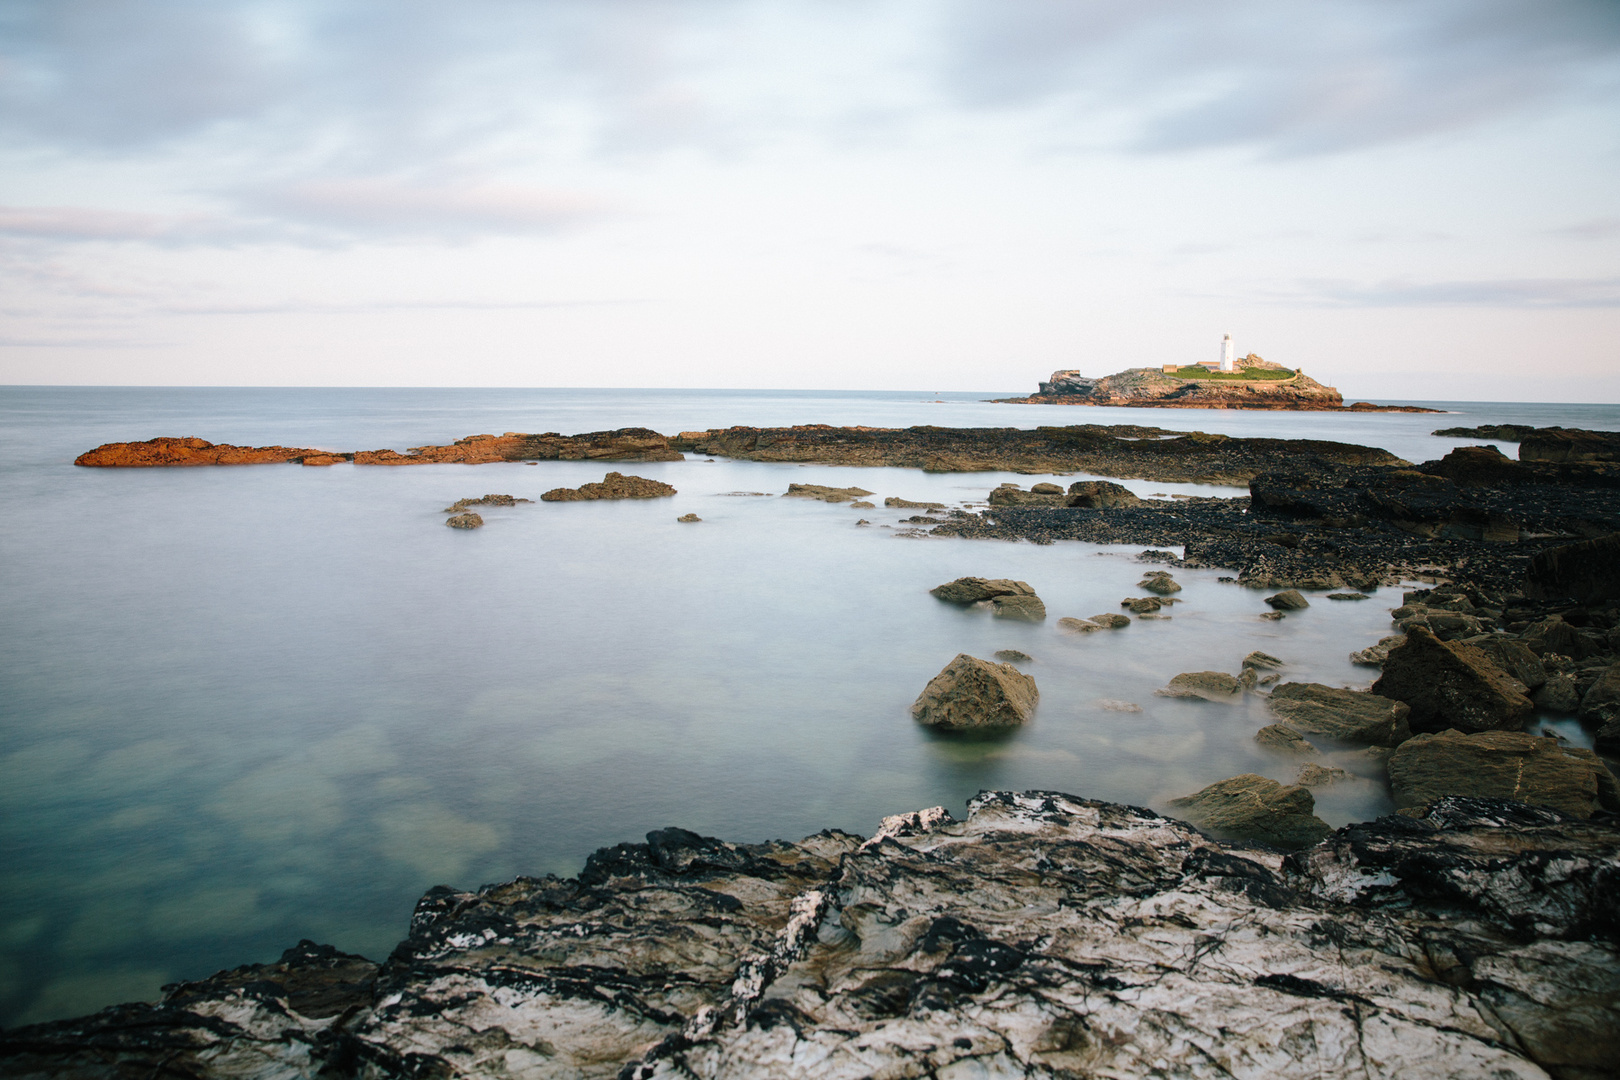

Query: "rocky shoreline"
<box><xmin>4</xmin><ymin>791</ymin><xmax>1615</xmax><ymax>1079</ymax></box>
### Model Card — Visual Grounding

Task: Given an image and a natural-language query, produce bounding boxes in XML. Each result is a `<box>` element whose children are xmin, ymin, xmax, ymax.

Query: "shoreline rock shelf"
<box><xmin>8</xmin><ymin>792</ymin><xmax>1615</xmax><ymax>1079</ymax></box>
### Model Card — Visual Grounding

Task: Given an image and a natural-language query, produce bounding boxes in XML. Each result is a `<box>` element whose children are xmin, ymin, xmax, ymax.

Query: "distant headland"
<box><xmin>996</xmin><ymin>351</ymin><xmax>1439</xmax><ymax>412</ymax></box>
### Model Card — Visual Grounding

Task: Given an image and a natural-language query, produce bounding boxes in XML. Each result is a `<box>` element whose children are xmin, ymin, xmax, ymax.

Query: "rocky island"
<box><xmin>996</xmin><ymin>354</ymin><xmax>1437</xmax><ymax>412</ymax></box>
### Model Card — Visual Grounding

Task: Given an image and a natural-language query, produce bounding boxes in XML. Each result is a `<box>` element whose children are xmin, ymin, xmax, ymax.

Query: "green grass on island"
<box><xmin>1166</xmin><ymin>365</ymin><xmax>1295</xmax><ymax>381</ymax></box>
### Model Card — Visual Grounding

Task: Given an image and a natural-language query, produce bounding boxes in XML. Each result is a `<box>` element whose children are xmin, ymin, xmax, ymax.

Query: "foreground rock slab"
<box><xmin>1267</xmin><ymin>682</ymin><xmax>1413</xmax><ymax>747</ymax></box>
<box><xmin>1373</xmin><ymin>625</ymin><xmax>1535</xmax><ymax>733</ymax></box>
<box><xmin>911</xmin><ymin>654</ymin><xmax>1038</xmax><ymax>729</ymax></box>
<box><xmin>1387</xmin><ymin>729</ymin><xmax>1620</xmax><ymax>818</ymax></box>
<box><xmin>5</xmin><ymin>793</ymin><xmax>1618</xmax><ymax>1079</ymax></box>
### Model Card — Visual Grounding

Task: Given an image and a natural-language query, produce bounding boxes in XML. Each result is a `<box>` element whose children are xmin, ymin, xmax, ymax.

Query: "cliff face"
<box><xmin>1014</xmin><ymin>356</ymin><xmax>1347</xmax><ymax>410</ymax></box>
<box><xmin>4</xmin><ymin>792</ymin><xmax>1615</xmax><ymax>1079</ymax></box>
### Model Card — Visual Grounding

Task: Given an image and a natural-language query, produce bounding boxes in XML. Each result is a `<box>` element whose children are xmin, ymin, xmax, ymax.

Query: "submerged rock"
<box><xmin>6</xmin><ymin>792</ymin><xmax>1618</xmax><ymax>1080</ymax></box>
<box><xmin>1056</xmin><ymin>616</ymin><xmax>1101</xmax><ymax>633</ymax></box>
<box><xmin>443</xmin><ymin>493</ymin><xmax>529</xmax><ymax>512</ymax></box>
<box><xmin>929</xmin><ymin>577</ymin><xmax>1035</xmax><ymax>604</ymax></box>
<box><xmin>541</xmin><ymin>472</ymin><xmax>677</xmax><ymax>501</ymax></box>
<box><xmin>884</xmin><ymin>496</ymin><xmax>946</xmax><ymax>509</ymax></box>
<box><xmin>1349</xmin><ymin>634</ymin><xmax>1405</xmax><ymax>667</ymax></box>
<box><xmin>444</xmin><ymin>513</ymin><xmax>484</xmax><ymax>529</ymax></box>
<box><xmin>781</xmin><ymin>483</ymin><xmax>874</xmax><ymax>503</ymax></box>
<box><xmin>1165</xmin><ymin>773</ymin><xmax>1332</xmax><ymax>849</ymax></box>
<box><xmin>1265</xmin><ymin>589</ymin><xmax>1309</xmax><ymax>610</ymax></box>
<box><xmin>911</xmin><ymin>654</ymin><xmax>1038</xmax><ymax>729</ymax></box>
<box><xmin>1088</xmin><ymin>612</ymin><xmax>1131</xmax><ymax>628</ymax></box>
<box><xmin>677</xmin><ymin>513</ymin><xmax>701</xmax><ymax>523</ymax></box>
<box><xmin>1138</xmin><ymin>571</ymin><xmax>1182</xmax><ymax>595</ymax></box>
<box><xmin>1387</xmin><ymin>730</ymin><xmax>1620</xmax><ymax>818</ymax></box>
<box><xmin>1155</xmin><ymin>671</ymin><xmax>1241</xmax><ymax>702</ymax></box>
<box><xmin>992</xmin><ymin>649</ymin><xmax>1032</xmax><ymax>664</ymax></box>
<box><xmin>1295</xmin><ymin>763</ymin><xmax>1350</xmax><ymax>787</ymax></box>
<box><xmin>1254</xmin><ymin>723</ymin><xmax>1319</xmax><ymax>756</ymax></box>
<box><xmin>1372</xmin><ymin>625</ymin><xmax>1534</xmax><ymax>734</ymax></box>
<box><xmin>990</xmin><ymin>594</ymin><xmax>1047</xmax><ymax>622</ymax></box>
<box><xmin>1266</xmin><ymin>683</ymin><xmax>1413</xmax><ymax>747</ymax></box>
<box><xmin>1121</xmin><ymin>596</ymin><xmax>1162</xmax><ymax>614</ymax></box>
<box><xmin>1242</xmin><ymin>650</ymin><xmax>1284</xmax><ymax>670</ymax></box>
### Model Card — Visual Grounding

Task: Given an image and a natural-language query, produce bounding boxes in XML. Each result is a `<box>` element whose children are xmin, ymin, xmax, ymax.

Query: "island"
<box><xmin>996</xmin><ymin>353</ymin><xmax>1437</xmax><ymax>412</ymax></box>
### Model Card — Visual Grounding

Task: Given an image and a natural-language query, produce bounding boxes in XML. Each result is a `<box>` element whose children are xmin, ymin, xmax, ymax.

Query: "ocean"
<box><xmin>2</xmin><ymin>386</ymin><xmax>1616</xmax><ymax>1028</ymax></box>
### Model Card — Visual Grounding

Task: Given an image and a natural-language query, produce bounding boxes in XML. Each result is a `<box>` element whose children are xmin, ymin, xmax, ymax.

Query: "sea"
<box><xmin>2</xmin><ymin>386</ymin><xmax>1617</xmax><ymax>1028</ymax></box>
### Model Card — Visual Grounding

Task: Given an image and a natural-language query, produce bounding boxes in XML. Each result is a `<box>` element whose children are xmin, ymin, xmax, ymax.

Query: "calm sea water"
<box><xmin>2</xmin><ymin>387</ymin><xmax>1616</xmax><ymax>1027</ymax></box>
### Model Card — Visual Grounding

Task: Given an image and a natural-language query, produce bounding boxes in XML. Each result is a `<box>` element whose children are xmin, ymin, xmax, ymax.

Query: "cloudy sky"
<box><xmin>1</xmin><ymin>0</ymin><xmax>1617</xmax><ymax>400</ymax></box>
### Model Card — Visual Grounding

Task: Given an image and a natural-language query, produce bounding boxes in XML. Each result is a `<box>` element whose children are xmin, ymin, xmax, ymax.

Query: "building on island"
<box><xmin>1166</xmin><ymin>334</ymin><xmax>1238</xmax><ymax>375</ymax></box>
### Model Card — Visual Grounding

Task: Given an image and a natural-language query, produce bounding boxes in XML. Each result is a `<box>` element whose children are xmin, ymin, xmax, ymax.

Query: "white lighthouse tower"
<box><xmin>1219</xmin><ymin>333</ymin><xmax>1235</xmax><ymax>372</ymax></box>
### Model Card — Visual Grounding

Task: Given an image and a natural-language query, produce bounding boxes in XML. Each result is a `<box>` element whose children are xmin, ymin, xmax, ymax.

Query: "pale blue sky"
<box><xmin>1</xmin><ymin>0</ymin><xmax>1617</xmax><ymax>400</ymax></box>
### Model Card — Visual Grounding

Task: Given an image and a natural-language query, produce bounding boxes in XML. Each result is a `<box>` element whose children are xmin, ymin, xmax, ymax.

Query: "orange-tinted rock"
<box><xmin>353</xmin><ymin>429</ymin><xmax>683</xmax><ymax>466</ymax></box>
<box><xmin>74</xmin><ymin>437</ymin><xmax>326</xmax><ymax>467</ymax></box>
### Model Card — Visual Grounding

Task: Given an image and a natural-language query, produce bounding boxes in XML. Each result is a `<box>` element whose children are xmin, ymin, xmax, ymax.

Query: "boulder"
<box><xmin>1155</xmin><ymin>671</ymin><xmax>1241</xmax><ymax>703</ymax></box>
<box><xmin>1165</xmin><ymin>774</ymin><xmax>1332</xmax><ymax>850</ymax></box>
<box><xmin>1029</xmin><ymin>482</ymin><xmax>1064</xmax><ymax>495</ymax></box>
<box><xmin>1267</xmin><ymin>683</ymin><xmax>1413</xmax><ymax>747</ymax></box>
<box><xmin>1350</xmin><ymin>635</ymin><xmax>1405</xmax><ymax>667</ymax></box>
<box><xmin>676</xmin><ymin>513</ymin><xmax>701</xmax><ymax>523</ymax></box>
<box><xmin>993</xmin><ymin>649</ymin><xmax>1032</xmax><ymax>664</ymax></box>
<box><xmin>1458</xmin><ymin>635</ymin><xmax>1546</xmax><ymax>690</ymax></box>
<box><xmin>1065</xmin><ymin>480</ymin><xmax>1142</xmax><ymax>508</ymax></box>
<box><xmin>1372</xmin><ymin>626</ymin><xmax>1535</xmax><ymax>734</ymax></box>
<box><xmin>1122</xmin><ymin>596</ymin><xmax>1162</xmax><ymax>614</ymax></box>
<box><xmin>782</xmin><ymin>483</ymin><xmax>874</xmax><ymax>503</ymax></box>
<box><xmin>1254</xmin><ymin>724</ymin><xmax>1318</xmax><ymax>757</ymax></box>
<box><xmin>1579</xmin><ymin>662</ymin><xmax>1620</xmax><ymax>725</ymax></box>
<box><xmin>445</xmin><ymin>513</ymin><xmax>484</xmax><ymax>529</ymax></box>
<box><xmin>1388</xmin><ymin>730</ymin><xmax>1620</xmax><ymax>818</ymax></box>
<box><xmin>1138</xmin><ymin>572</ymin><xmax>1182</xmax><ymax>595</ymax></box>
<box><xmin>1088</xmin><ymin>613</ymin><xmax>1131</xmax><ymax>629</ymax></box>
<box><xmin>911</xmin><ymin>654</ymin><xmax>1038</xmax><ymax>729</ymax></box>
<box><xmin>1241</xmin><ymin>651</ymin><xmax>1283</xmax><ymax>670</ymax></box>
<box><xmin>1057</xmin><ymin>617</ymin><xmax>1101</xmax><ymax>633</ymax></box>
<box><xmin>930</xmin><ymin>577</ymin><xmax>1035</xmax><ymax>604</ymax></box>
<box><xmin>1533</xmin><ymin>673</ymin><xmax>1581</xmax><ymax>713</ymax></box>
<box><xmin>884</xmin><ymin>497</ymin><xmax>946</xmax><ymax>509</ymax></box>
<box><xmin>1295</xmin><ymin>763</ymin><xmax>1350</xmax><ymax>787</ymax></box>
<box><xmin>542</xmin><ymin>472</ymin><xmax>677</xmax><ymax>501</ymax></box>
<box><xmin>1265</xmin><ymin>589</ymin><xmax>1309</xmax><ymax>610</ymax></box>
<box><xmin>988</xmin><ymin>483</ymin><xmax>1066</xmax><ymax>506</ymax></box>
<box><xmin>991</xmin><ymin>594</ymin><xmax>1047</xmax><ymax>622</ymax></box>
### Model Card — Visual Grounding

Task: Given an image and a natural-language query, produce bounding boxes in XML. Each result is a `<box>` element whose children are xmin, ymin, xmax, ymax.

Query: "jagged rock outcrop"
<box><xmin>1372</xmin><ymin>626</ymin><xmax>1535</xmax><ymax>734</ymax></box>
<box><xmin>1387</xmin><ymin>730</ymin><xmax>1620</xmax><ymax>818</ymax></box>
<box><xmin>1004</xmin><ymin>355</ymin><xmax>1359</xmax><ymax>410</ymax></box>
<box><xmin>5</xmin><ymin>793</ymin><xmax>1619</xmax><ymax>1080</ymax></box>
<box><xmin>911</xmin><ymin>654</ymin><xmax>1039</xmax><ymax>729</ymax></box>
<box><xmin>540</xmin><ymin>473</ymin><xmax>677</xmax><ymax>502</ymax></box>
<box><xmin>74</xmin><ymin>436</ymin><xmax>333</xmax><ymax>467</ymax></box>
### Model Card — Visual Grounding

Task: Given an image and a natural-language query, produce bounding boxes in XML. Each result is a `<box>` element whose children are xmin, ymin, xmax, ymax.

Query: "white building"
<box><xmin>1220</xmin><ymin>333</ymin><xmax>1234</xmax><ymax>372</ymax></box>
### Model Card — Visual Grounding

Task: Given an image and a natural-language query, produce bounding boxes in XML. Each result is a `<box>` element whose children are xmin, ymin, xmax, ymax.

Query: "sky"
<box><xmin>0</xmin><ymin>0</ymin><xmax>1617</xmax><ymax>400</ymax></box>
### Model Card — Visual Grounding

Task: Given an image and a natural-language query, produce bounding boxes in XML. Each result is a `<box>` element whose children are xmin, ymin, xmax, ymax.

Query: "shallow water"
<box><xmin>1</xmin><ymin>387</ymin><xmax>1616</xmax><ymax>1027</ymax></box>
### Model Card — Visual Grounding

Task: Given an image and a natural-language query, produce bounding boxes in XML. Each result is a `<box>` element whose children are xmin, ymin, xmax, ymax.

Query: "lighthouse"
<box><xmin>1219</xmin><ymin>334</ymin><xmax>1234</xmax><ymax>373</ymax></box>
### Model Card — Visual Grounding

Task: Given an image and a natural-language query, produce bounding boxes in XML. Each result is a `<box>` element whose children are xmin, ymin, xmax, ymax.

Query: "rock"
<box><xmin>1259</xmin><ymin>610</ymin><xmax>1286</xmax><ymax>621</ymax></box>
<box><xmin>1372</xmin><ymin>625</ymin><xmax>1535</xmax><ymax>734</ymax></box>
<box><xmin>1533</xmin><ymin>672</ymin><xmax>1581</xmax><ymax>713</ymax></box>
<box><xmin>444</xmin><ymin>513</ymin><xmax>484</xmax><ymax>529</ymax></box>
<box><xmin>1579</xmin><ymin>662</ymin><xmax>1620</xmax><ymax>724</ymax></box>
<box><xmin>1138</xmin><ymin>571</ymin><xmax>1182</xmax><ymax>595</ymax></box>
<box><xmin>911</xmin><ymin>654</ymin><xmax>1039</xmax><ymax>729</ymax></box>
<box><xmin>1155</xmin><ymin>671</ymin><xmax>1241</xmax><ymax>702</ymax></box>
<box><xmin>1296</xmin><ymin>763</ymin><xmax>1350</xmax><ymax>787</ymax></box>
<box><xmin>1241</xmin><ymin>650</ymin><xmax>1284</xmax><ymax>670</ymax></box>
<box><xmin>1597</xmin><ymin>718</ymin><xmax>1620</xmax><ymax>756</ymax></box>
<box><xmin>1526</xmin><ymin>531</ymin><xmax>1620</xmax><ymax>604</ymax></box>
<box><xmin>1064</xmin><ymin>480</ymin><xmax>1143</xmax><ymax>508</ymax></box>
<box><xmin>1056</xmin><ymin>617</ymin><xmax>1101</xmax><ymax>633</ymax></box>
<box><xmin>849</xmin><ymin>500</ymin><xmax>874</xmax><ymax>509</ymax></box>
<box><xmin>1087</xmin><ymin>613</ymin><xmax>1131</xmax><ymax>628</ymax></box>
<box><xmin>1165</xmin><ymin>773</ymin><xmax>1332</xmax><ymax>849</ymax></box>
<box><xmin>1519</xmin><ymin>426</ymin><xmax>1620</xmax><ymax>463</ymax></box>
<box><xmin>988</xmin><ymin>483</ymin><xmax>1067</xmax><ymax>506</ymax></box>
<box><xmin>74</xmin><ymin>436</ymin><xmax>329</xmax><ymax>467</ymax></box>
<box><xmin>929</xmin><ymin>577</ymin><xmax>1035</xmax><ymax>604</ymax></box>
<box><xmin>1267</xmin><ymin>683</ymin><xmax>1413</xmax><ymax>747</ymax></box>
<box><xmin>1350</xmin><ymin>634</ymin><xmax>1405</xmax><ymax>667</ymax></box>
<box><xmin>1121</xmin><ymin>596</ymin><xmax>1161</xmax><ymax>614</ymax></box>
<box><xmin>1265</xmin><ymin>589</ymin><xmax>1309</xmax><ymax>610</ymax></box>
<box><xmin>884</xmin><ymin>497</ymin><xmax>946</xmax><ymax>509</ymax></box>
<box><xmin>1388</xmin><ymin>730</ymin><xmax>1620</xmax><ymax>818</ymax></box>
<box><xmin>1254</xmin><ymin>724</ymin><xmax>1319</xmax><ymax>756</ymax></box>
<box><xmin>1460</xmin><ymin>635</ymin><xmax>1546</xmax><ymax>690</ymax></box>
<box><xmin>854</xmin><ymin>518</ymin><xmax>870</xmax><ymax>526</ymax></box>
<box><xmin>541</xmin><ymin>472</ymin><xmax>677</xmax><ymax>501</ymax></box>
<box><xmin>993</xmin><ymin>649</ymin><xmax>1031</xmax><ymax>664</ymax></box>
<box><xmin>356</xmin><ymin>427</ymin><xmax>685</xmax><ymax>466</ymax></box>
<box><xmin>443</xmin><ymin>494</ymin><xmax>529</xmax><ymax>512</ymax></box>
<box><xmin>677</xmin><ymin>513</ymin><xmax>701</xmax><ymax>523</ymax></box>
<box><xmin>1096</xmin><ymin>699</ymin><xmax>1143</xmax><ymax>712</ymax></box>
<box><xmin>1325</xmin><ymin>592</ymin><xmax>1369</xmax><ymax>600</ymax></box>
<box><xmin>990</xmin><ymin>594</ymin><xmax>1047</xmax><ymax>622</ymax></box>
<box><xmin>1029</xmin><ymin>482</ymin><xmax>1064</xmax><ymax>495</ymax></box>
<box><xmin>9</xmin><ymin>792</ymin><xmax>1620</xmax><ymax>1080</ymax></box>
<box><xmin>781</xmin><ymin>483</ymin><xmax>874</xmax><ymax>503</ymax></box>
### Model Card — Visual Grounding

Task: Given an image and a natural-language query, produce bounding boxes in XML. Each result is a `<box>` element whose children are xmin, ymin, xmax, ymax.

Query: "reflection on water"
<box><xmin>1</xmin><ymin>387</ymin><xmax>1616</xmax><ymax>1027</ymax></box>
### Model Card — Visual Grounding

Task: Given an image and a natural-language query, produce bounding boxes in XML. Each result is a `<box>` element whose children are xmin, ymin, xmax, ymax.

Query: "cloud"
<box><xmin>243</xmin><ymin>179</ymin><xmax>610</xmax><ymax>239</ymax></box>
<box><xmin>0</xmin><ymin>205</ymin><xmax>236</xmax><ymax>243</ymax></box>
<box><xmin>1302</xmin><ymin>275</ymin><xmax>1620</xmax><ymax>307</ymax></box>
<box><xmin>1550</xmin><ymin>217</ymin><xmax>1620</xmax><ymax>240</ymax></box>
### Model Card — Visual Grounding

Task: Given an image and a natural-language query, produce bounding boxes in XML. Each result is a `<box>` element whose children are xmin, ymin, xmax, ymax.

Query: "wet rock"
<box><xmin>1096</xmin><ymin>699</ymin><xmax>1143</xmax><ymax>712</ymax></box>
<box><xmin>1242</xmin><ymin>650</ymin><xmax>1284</xmax><ymax>670</ymax></box>
<box><xmin>445</xmin><ymin>512</ymin><xmax>484</xmax><ymax>529</ymax></box>
<box><xmin>1265</xmin><ymin>589</ymin><xmax>1309</xmax><ymax>610</ymax></box>
<box><xmin>1029</xmin><ymin>482</ymin><xmax>1064</xmax><ymax>495</ymax></box>
<box><xmin>929</xmin><ymin>577</ymin><xmax>1035</xmax><ymax>604</ymax></box>
<box><xmin>1372</xmin><ymin>625</ymin><xmax>1535</xmax><ymax>734</ymax></box>
<box><xmin>781</xmin><ymin>483</ymin><xmax>874</xmax><ymax>503</ymax></box>
<box><xmin>1166</xmin><ymin>774</ymin><xmax>1332</xmax><ymax>849</ymax></box>
<box><xmin>1326</xmin><ymin>591</ymin><xmax>1369</xmax><ymax>600</ymax></box>
<box><xmin>993</xmin><ymin>649</ymin><xmax>1031</xmax><ymax>664</ymax></box>
<box><xmin>1121</xmin><ymin>596</ymin><xmax>1161</xmax><ymax>614</ymax></box>
<box><xmin>884</xmin><ymin>496</ymin><xmax>946</xmax><ymax>509</ymax></box>
<box><xmin>1267</xmin><ymin>683</ymin><xmax>1413</xmax><ymax>747</ymax></box>
<box><xmin>1296</xmin><ymin>763</ymin><xmax>1350</xmax><ymax>787</ymax></box>
<box><xmin>74</xmin><ymin>436</ymin><xmax>328</xmax><ymax>467</ymax></box>
<box><xmin>1388</xmin><ymin>730</ymin><xmax>1620</xmax><ymax>818</ymax></box>
<box><xmin>541</xmin><ymin>472</ymin><xmax>677</xmax><ymax>501</ymax></box>
<box><xmin>1259</xmin><ymin>610</ymin><xmax>1286</xmax><ymax>621</ymax></box>
<box><xmin>988</xmin><ymin>482</ymin><xmax>1066</xmax><ymax>506</ymax></box>
<box><xmin>1579</xmin><ymin>662</ymin><xmax>1620</xmax><ymax>724</ymax></box>
<box><xmin>854</xmin><ymin>518</ymin><xmax>870</xmax><ymax>526</ymax></box>
<box><xmin>849</xmin><ymin>500</ymin><xmax>874</xmax><ymax>509</ymax></box>
<box><xmin>1088</xmin><ymin>612</ymin><xmax>1131</xmax><ymax>628</ymax></box>
<box><xmin>1533</xmin><ymin>672</ymin><xmax>1581</xmax><ymax>713</ymax></box>
<box><xmin>1255</xmin><ymin>724</ymin><xmax>1319</xmax><ymax>756</ymax></box>
<box><xmin>1064</xmin><ymin>480</ymin><xmax>1142</xmax><ymax>508</ymax></box>
<box><xmin>1056</xmin><ymin>616</ymin><xmax>1101</xmax><ymax>633</ymax></box>
<box><xmin>1459</xmin><ymin>635</ymin><xmax>1547</xmax><ymax>690</ymax></box>
<box><xmin>1155</xmin><ymin>671</ymin><xmax>1241</xmax><ymax>702</ymax></box>
<box><xmin>1519</xmin><ymin>426</ymin><xmax>1620</xmax><ymax>463</ymax></box>
<box><xmin>990</xmin><ymin>594</ymin><xmax>1047</xmax><ymax>622</ymax></box>
<box><xmin>443</xmin><ymin>493</ymin><xmax>530</xmax><ymax>512</ymax></box>
<box><xmin>1597</xmin><ymin>718</ymin><xmax>1620</xmax><ymax>756</ymax></box>
<box><xmin>677</xmin><ymin>513</ymin><xmax>701</xmax><ymax>523</ymax></box>
<box><xmin>911</xmin><ymin>654</ymin><xmax>1039</xmax><ymax>729</ymax></box>
<box><xmin>1350</xmin><ymin>634</ymin><xmax>1406</xmax><ymax>667</ymax></box>
<box><xmin>1138</xmin><ymin>571</ymin><xmax>1181</xmax><ymax>595</ymax></box>
<box><xmin>1526</xmin><ymin>531</ymin><xmax>1620</xmax><ymax>604</ymax></box>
